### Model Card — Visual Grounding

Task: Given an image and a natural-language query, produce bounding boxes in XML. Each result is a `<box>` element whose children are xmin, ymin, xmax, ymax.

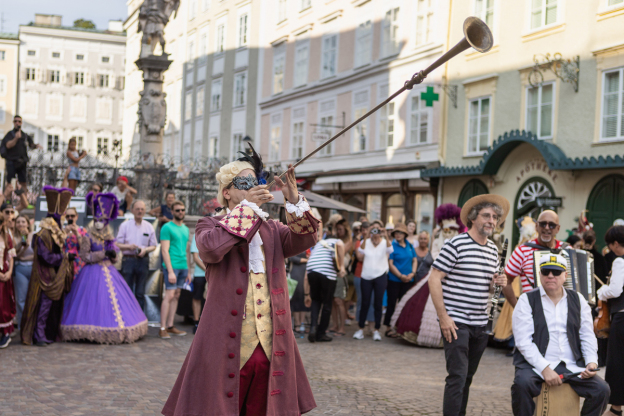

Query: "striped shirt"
<box><xmin>504</xmin><ymin>238</ymin><xmax>562</xmax><ymax>293</ymax></box>
<box><xmin>432</xmin><ymin>233</ymin><xmax>499</xmax><ymax>326</ymax></box>
<box><xmin>307</xmin><ymin>238</ymin><xmax>339</xmax><ymax>280</ymax></box>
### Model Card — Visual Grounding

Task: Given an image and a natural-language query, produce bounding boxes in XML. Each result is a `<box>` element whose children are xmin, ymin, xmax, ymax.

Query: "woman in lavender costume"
<box><xmin>61</xmin><ymin>192</ymin><xmax>148</xmax><ymax>344</ymax></box>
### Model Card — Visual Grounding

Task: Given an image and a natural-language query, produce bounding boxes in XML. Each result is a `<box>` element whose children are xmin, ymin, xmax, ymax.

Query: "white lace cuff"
<box><xmin>285</xmin><ymin>195</ymin><xmax>310</xmax><ymax>218</ymax></box>
<box><xmin>241</xmin><ymin>199</ymin><xmax>269</xmax><ymax>221</ymax></box>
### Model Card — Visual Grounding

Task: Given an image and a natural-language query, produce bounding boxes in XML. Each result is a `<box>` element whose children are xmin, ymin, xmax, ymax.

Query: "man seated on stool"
<box><xmin>511</xmin><ymin>253</ymin><xmax>610</xmax><ymax>416</ymax></box>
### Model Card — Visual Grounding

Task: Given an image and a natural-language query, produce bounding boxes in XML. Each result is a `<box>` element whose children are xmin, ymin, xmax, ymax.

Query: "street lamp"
<box><xmin>242</xmin><ymin>135</ymin><xmax>253</xmax><ymax>155</ymax></box>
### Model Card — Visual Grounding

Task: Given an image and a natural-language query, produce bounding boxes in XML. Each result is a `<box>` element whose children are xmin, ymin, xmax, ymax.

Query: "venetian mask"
<box><xmin>94</xmin><ymin>220</ymin><xmax>106</xmax><ymax>230</ymax></box>
<box><xmin>231</xmin><ymin>174</ymin><xmax>258</xmax><ymax>191</ymax></box>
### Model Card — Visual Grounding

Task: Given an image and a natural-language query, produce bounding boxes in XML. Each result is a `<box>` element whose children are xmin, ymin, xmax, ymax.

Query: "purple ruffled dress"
<box><xmin>61</xmin><ymin>234</ymin><xmax>148</xmax><ymax>344</ymax></box>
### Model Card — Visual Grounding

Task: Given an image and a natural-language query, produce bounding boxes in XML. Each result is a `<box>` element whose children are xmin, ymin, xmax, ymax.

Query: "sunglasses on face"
<box><xmin>230</xmin><ymin>174</ymin><xmax>258</xmax><ymax>191</ymax></box>
<box><xmin>66</xmin><ymin>215</ymin><xmax>77</xmax><ymax>219</ymax></box>
<box><xmin>538</xmin><ymin>221</ymin><xmax>558</xmax><ymax>229</ymax></box>
<box><xmin>174</xmin><ymin>208</ymin><xmax>185</xmax><ymax>213</ymax></box>
<box><xmin>541</xmin><ymin>268</ymin><xmax>563</xmax><ymax>277</ymax></box>
<box><xmin>4</xmin><ymin>210</ymin><xmax>14</xmax><ymax>215</ymax></box>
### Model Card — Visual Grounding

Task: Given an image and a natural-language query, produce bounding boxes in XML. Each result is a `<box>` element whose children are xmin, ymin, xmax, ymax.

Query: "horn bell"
<box><xmin>463</xmin><ymin>16</ymin><xmax>493</xmax><ymax>53</ymax></box>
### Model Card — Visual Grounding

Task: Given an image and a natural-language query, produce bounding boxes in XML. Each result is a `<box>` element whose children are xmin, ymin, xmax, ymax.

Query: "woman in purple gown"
<box><xmin>61</xmin><ymin>192</ymin><xmax>148</xmax><ymax>344</ymax></box>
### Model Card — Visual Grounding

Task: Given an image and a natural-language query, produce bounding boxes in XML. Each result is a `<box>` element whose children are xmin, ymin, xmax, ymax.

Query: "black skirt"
<box><xmin>606</xmin><ymin>311</ymin><xmax>624</xmax><ymax>405</ymax></box>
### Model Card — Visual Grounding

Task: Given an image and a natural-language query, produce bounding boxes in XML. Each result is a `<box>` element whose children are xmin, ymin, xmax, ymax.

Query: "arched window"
<box><xmin>458</xmin><ymin>179</ymin><xmax>489</xmax><ymax>207</ymax></box>
<box><xmin>513</xmin><ymin>176</ymin><xmax>556</xmax><ymax>247</ymax></box>
<box><xmin>587</xmin><ymin>174</ymin><xmax>624</xmax><ymax>250</ymax></box>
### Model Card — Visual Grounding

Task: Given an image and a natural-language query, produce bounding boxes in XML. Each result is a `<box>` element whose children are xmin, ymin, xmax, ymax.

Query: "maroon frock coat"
<box><xmin>162</xmin><ymin>201</ymin><xmax>319</xmax><ymax>416</ymax></box>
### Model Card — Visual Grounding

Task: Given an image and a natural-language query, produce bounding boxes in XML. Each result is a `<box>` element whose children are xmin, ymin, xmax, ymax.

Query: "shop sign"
<box><xmin>516</xmin><ymin>158</ymin><xmax>558</xmax><ymax>183</ymax></box>
<box><xmin>536</xmin><ymin>197</ymin><xmax>563</xmax><ymax>208</ymax></box>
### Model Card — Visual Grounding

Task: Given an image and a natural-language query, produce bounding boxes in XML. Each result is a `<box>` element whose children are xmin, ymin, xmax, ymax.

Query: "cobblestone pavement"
<box><xmin>1</xmin><ymin>321</ymin><xmax>598</xmax><ymax>415</ymax></box>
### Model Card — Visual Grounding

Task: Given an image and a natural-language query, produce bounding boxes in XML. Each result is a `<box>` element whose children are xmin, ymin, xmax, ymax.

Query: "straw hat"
<box><xmin>391</xmin><ymin>222</ymin><xmax>409</xmax><ymax>237</ymax></box>
<box><xmin>459</xmin><ymin>194</ymin><xmax>510</xmax><ymax>228</ymax></box>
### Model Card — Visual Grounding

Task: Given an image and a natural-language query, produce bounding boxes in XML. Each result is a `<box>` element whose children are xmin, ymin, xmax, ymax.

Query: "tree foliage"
<box><xmin>73</xmin><ymin>19</ymin><xmax>96</xmax><ymax>29</ymax></box>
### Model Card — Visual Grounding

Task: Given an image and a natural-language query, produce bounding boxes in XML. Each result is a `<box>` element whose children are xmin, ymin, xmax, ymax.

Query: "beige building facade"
<box><xmin>124</xmin><ymin>0</ymin><xmax>261</xmax><ymax>161</ymax></box>
<box><xmin>257</xmin><ymin>0</ymin><xmax>456</xmax><ymax>228</ymax></box>
<box><xmin>423</xmin><ymin>0</ymin><xmax>624</xmax><ymax>247</ymax></box>
<box><xmin>18</xmin><ymin>15</ymin><xmax>126</xmax><ymax>156</ymax></box>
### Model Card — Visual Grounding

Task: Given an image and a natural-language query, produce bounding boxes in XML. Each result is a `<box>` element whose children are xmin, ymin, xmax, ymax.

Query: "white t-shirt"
<box><xmin>111</xmin><ymin>186</ymin><xmax>128</xmax><ymax>203</ymax></box>
<box><xmin>358</xmin><ymin>238</ymin><xmax>393</xmax><ymax>280</ymax></box>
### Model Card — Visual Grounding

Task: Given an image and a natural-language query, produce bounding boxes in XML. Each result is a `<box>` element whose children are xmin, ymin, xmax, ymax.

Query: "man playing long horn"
<box><xmin>428</xmin><ymin>194</ymin><xmax>510</xmax><ymax>416</ymax></box>
<box><xmin>163</xmin><ymin>145</ymin><xmax>319</xmax><ymax>416</ymax></box>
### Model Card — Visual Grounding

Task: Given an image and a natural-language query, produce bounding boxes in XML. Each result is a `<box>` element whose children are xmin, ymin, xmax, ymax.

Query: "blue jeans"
<box><xmin>68</xmin><ymin>166</ymin><xmax>81</xmax><ymax>180</ymax></box>
<box><xmin>359</xmin><ymin>273</ymin><xmax>388</xmax><ymax>330</ymax></box>
<box><xmin>163</xmin><ymin>268</ymin><xmax>188</xmax><ymax>290</ymax></box>
<box><xmin>121</xmin><ymin>256</ymin><xmax>149</xmax><ymax>310</ymax></box>
<box><xmin>14</xmin><ymin>261</ymin><xmax>32</xmax><ymax>325</ymax></box>
<box><xmin>354</xmin><ymin>276</ymin><xmax>374</xmax><ymax>323</ymax></box>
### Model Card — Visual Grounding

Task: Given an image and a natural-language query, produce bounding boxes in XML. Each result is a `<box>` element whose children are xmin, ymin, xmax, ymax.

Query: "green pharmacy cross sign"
<box><xmin>421</xmin><ymin>86</ymin><xmax>439</xmax><ymax>107</ymax></box>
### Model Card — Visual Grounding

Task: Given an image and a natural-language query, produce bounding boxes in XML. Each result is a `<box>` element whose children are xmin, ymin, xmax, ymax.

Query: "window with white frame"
<box><xmin>98</xmin><ymin>74</ymin><xmax>109</xmax><ymax>88</ymax></box>
<box><xmin>46</xmin><ymin>95</ymin><xmax>63</xmax><ymax>119</ymax></box>
<box><xmin>530</xmin><ymin>0</ymin><xmax>558</xmax><ymax>30</ymax></box>
<box><xmin>27</xmin><ymin>50</ymin><xmax>36</xmax><ymax>57</ymax></box>
<box><xmin>185</xmin><ymin>90</ymin><xmax>193</xmax><ymax>120</ymax></box>
<box><xmin>321</xmin><ymin>34</ymin><xmax>337</xmax><ymax>78</ymax></box>
<box><xmin>601</xmin><ymin>68</ymin><xmax>624</xmax><ymax>140</ymax></box>
<box><xmin>189</xmin><ymin>0</ymin><xmax>197</xmax><ymax>19</ymax></box>
<box><xmin>97</xmin><ymin>137</ymin><xmax>109</xmax><ymax>155</ymax></box>
<box><xmin>202</xmin><ymin>0</ymin><xmax>210</xmax><ymax>12</ymax></box>
<box><xmin>354</xmin><ymin>20</ymin><xmax>372</xmax><ymax>68</ymax></box>
<box><xmin>199</xmin><ymin>30</ymin><xmax>209</xmax><ymax>58</ymax></box>
<box><xmin>196</xmin><ymin>85</ymin><xmax>205</xmax><ymax>117</ymax></box>
<box><xmin>270</xmin><ymin>114</ymin><xmax>282</xmax><ymax>161</ymax></box>
<box><xmin>216</xmin><ymin>23</ymin><xmax>225</xmax><ymax>54</ymax></box>
<box><xmin>291</xmin><ymin>107</ymin><xmax>305</xmax><ymax>159</ymax></box>
<box><xmin>76</xmin><ymin>54</ymin><xmax>84</xmax><ymax>61</ymax></box>
<box><xmin>475</xmin><ymin>0</ymin><xmax>494</xmax><ymax>28</ymax></box>
<box><xmin>468</xmin><ymin>96</ymin><xmax>491</xmax><ymax>153</ymax></box>
<box><xmin>76</xmin><ymin>136</ymin><xmax>84</xmax><ymax>151</ymax></box>
<box><xmin>74</xmin><ymin>72</ymin><xmax>85</xmax><ymax>85</ymax></box>
<box><xmin>101</xmin><ymin>56</ymin><xmax>110</xmax><ymax>63</ymax></box>
<box><xmin>26</xmin><ymin>68</ymin><xmax>36</xmax><ymax>81</ymax></box>
<box><xmin>187</xmin><ymin>38</ymin><xmax>195</xmax><ymax>63</ymax></box>
<box><xmin>0</xmin><ymin>51</ymin><xmax>6</xmax><ymax>61</ymax></box>
<box><xmin>96</xmin><ymin>97</ymin><xmax>113</xmax><ymax>124</ymax></box>
<box><xmin>382</xmin><ymin>7</ymin><xmax>400</xmax><ymax>56</ymax></box>
<box><xmin>50</xmin><ymin>70</ymin><xmax>61</xmax><ymax>83</ymax></box>
<box><xmin>294</xmin><ymin>40</ymin><xmax>309</xmax><ymax>87</ymax></box>
<box><xmin>52</xmin><ymin>52</ymin><xmax>61</xmax><ymax>59</ymax></box>
<box><xmin>526</xmin><ymin>83</ymin><xmax>554</xmax><ymax>139</ymax></box>
<box><xmin>416</xmin><ymin>0</ymin><xmax>434</xmax><ymax>46</ymax></box>
<box><xmin>211</xmin><ymin>79</ymin><xmax>222</xmax><ymax>111</ymax></box>
<box><xmin>278</xmin><ymin>0</ymin><xmax>287</xmax><ymax>23</ymax></box>
<box><xmin>318</xmin><ymin>114</ymin><xmax>334</xmax><ymax>156</ymax></box>
<box><xmin>608</xmin><ymin>0</ymin><xmax>624</xmax><ymax>5</ymax></box>
<box><xmin>238</xmin><ymin>13</ymin><xmax>248</xmax><ymax>47</ymax></box>
<box><xmin>352</xmin><ymin>90</ymin><xmax>369</xmax><ymax>152</ymax></box>
<box><xmin>47</xmin><ymin>134</ymin><xmax>60</xmax><ymax>151</ymax></box>
<box><xmin>209</xmin><ymin>136</ymin><xmax>218</xmax><ymax>157</ymax></box>
<box><xmin>409</xmin><ymin>94</ymin><xmax>430</xmax><ymax>145</ymax></box>
<box><xmin>0</xmin><ymin>76</ymin><xmax>6</xmax><ymax>96</ymax></box>
<box><xmin>232</xmin><ymin>133</ymin><xmax>245</xmax><ymax>160</ymax></box>
<box><xmin>301</xmin><ymin>0</ymin><xmax>311</xmax><ymax>11</ymax></box>
<box><xmin>379</xmin><ymin>102</ymin><xmax>395</xmax><ymax>148</ymax></box>
<box><xmin>234</xmin><ymin>72</ymin><xmax>247</xmax><ymax>106</ymax></box>
<box><xmin>273</xmin><ymin>46</ymin><xmax>285</xmax><ymax>94</ymax></box>
<box><xmin>70</xmin><ymin>95</ymin><xmax>87</xmax><ymax>121</ymax></box>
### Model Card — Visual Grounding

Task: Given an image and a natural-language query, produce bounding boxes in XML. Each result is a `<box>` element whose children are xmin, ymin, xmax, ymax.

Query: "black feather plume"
<box><xmin>237</xmin><ymin>143</ymin><xmax>267</xmax><ymax>185</ymax></box>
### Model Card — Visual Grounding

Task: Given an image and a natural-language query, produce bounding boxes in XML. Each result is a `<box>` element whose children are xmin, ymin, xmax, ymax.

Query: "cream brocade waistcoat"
<box><xmin>239</xmin><ymin>247</ymin><xmax>273</xmax><ymax>369</ymax></box>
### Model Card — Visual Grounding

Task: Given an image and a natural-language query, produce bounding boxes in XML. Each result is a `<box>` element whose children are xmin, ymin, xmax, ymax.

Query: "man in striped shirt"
<box><xmin>429</xmin><ymin>195</ymin><xmax>509</xmax><ymax>416</ymax></box>
<box><xmin>502</xmin><ymin>210</ymin><xmax>563</xmax><ymax>307</ymax></box>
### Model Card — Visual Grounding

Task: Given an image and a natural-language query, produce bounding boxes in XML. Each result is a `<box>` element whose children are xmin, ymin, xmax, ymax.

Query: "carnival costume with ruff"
<box><xmin>61</xmin><ymin>192</ymin><xmax>148</xmax><ymax>344</ymax></box>
<box><xmin>21</xmin><ymin>186</ymin><xmax>74</xmax><ymax>345</ymax></box>
<box><xmin>390</xmin><ymin>204</ymin><xmax>467</xmax><ymax>348</ymax></box>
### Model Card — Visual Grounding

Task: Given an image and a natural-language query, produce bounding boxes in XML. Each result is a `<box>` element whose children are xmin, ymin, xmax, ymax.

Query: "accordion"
<box><xmin>532</xmin><ymin>248</ymin><xmax>595</xmax><ymax>303</ymax></box>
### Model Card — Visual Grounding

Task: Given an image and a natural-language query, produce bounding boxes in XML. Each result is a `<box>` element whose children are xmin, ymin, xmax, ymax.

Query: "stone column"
<box><xmin>136</xmin><ymin>54</ymin><xmax>173</xmax><ymax>156</ymax></box>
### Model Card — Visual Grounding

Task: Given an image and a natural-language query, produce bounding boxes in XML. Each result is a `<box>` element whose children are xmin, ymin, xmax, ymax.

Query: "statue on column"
<box><xmin>137</xmin><ymin>0</ymin><xmax>180</xmax><ymax>56</ymax></box>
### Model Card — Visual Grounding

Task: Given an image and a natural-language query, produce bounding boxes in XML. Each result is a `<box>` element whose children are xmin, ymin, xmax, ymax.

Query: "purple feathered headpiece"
<box><xmin>86</xmin><ymin>191</ymin><xmax>119</xmax><ymax>222</ymax></box>
<box><xmin>434</xmin><ymin>203</ymin><xmax>467</xmax><ymax>233</ymax></box>
<box><xmin>43</xmin><ymin>185</ymin><xmax>74</xmax><ymax>220</ymax></box>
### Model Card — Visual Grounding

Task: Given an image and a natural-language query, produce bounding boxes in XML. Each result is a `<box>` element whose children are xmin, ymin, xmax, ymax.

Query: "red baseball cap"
<box><xmin>117</xmin><ymin>176</ymin><xmax>128</xmax><ymax>184</ymax></box>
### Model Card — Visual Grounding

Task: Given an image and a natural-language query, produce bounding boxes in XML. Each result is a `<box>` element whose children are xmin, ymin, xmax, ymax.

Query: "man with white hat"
<box><xmin>511</xmin><ymin>253</ymin><xmax>610</xmax><ymax>416</ymax></box>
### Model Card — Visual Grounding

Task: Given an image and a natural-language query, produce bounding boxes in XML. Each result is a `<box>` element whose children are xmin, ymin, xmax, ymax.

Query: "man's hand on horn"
<box><xmin>274</xmin><ymin>164</ymin><xmax>299</xmax><ymax>204</ymax></box>
<box><xmin>246</xmin><ymin>185</ymin><xmax>274</xmax><ymax>207</ymax></box>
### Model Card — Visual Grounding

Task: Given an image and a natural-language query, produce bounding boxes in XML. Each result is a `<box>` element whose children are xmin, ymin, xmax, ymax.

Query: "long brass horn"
<box><xmin>268</xmin><ymin>17</ymin><xmax>493</xmax><ymax>187</ymax></box>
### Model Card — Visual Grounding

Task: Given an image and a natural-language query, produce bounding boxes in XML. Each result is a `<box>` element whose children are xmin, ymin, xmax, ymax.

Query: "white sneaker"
<box><xmin>373</xmin><ymin>330</ymin><xmax>382</xmax><ymax>341</ymax></box>
<box><xmin>353</xmin><ymin>329</ymin><xmax>364</xmax><ymax>340</ymax></box>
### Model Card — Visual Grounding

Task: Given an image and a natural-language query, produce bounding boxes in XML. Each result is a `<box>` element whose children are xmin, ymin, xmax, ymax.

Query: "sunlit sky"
<box><xmin>1</xmin><ymin>0</ymin><xmax>128</xmax><ymax>34</ymax></box>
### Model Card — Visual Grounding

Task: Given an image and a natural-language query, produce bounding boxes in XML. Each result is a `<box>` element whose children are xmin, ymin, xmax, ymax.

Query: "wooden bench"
<box><xmin>534</xmin><ymin>383</ymin><xmax>580</xmax><ymax>416</ymax></box>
